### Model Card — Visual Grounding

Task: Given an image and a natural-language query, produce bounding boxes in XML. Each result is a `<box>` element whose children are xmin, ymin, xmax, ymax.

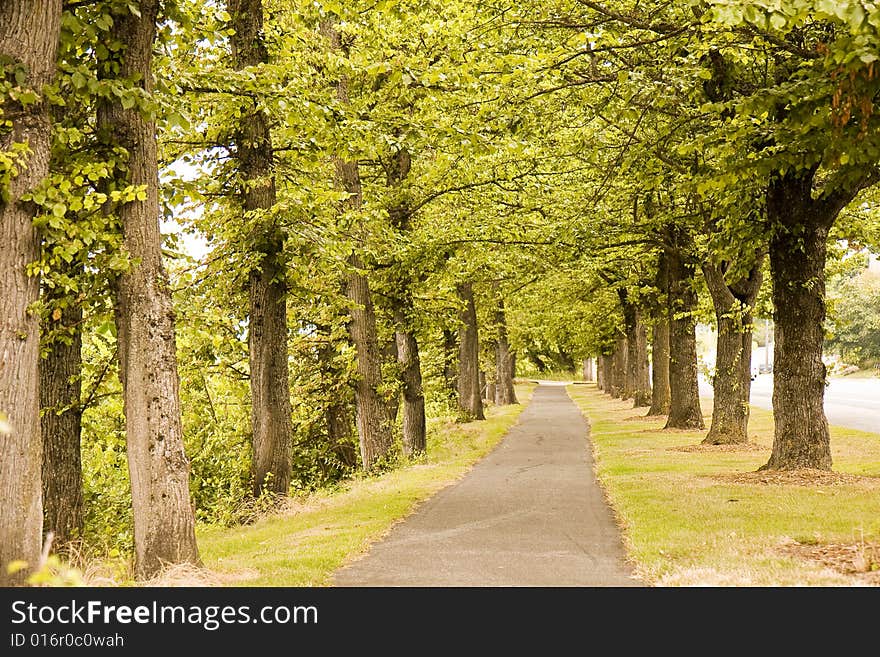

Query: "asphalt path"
<box><xmin>701</xmin><ymin>374</ymin><xmax>880</xmax><ymax>434</ymax></box>
<box><xmin>332</xmin><ymin>383</ymin><xmax>641</xmax><ymax>587</ymax></box>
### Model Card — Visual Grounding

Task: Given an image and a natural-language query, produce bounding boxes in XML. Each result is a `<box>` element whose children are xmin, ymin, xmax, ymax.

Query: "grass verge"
<box><xmin>567</xmin><ymin>383</ymin><xmax>880</xmax><ymax>586</ymax></box>
<box><xmin>195</xmin><ymin>383</ymin><xmax>535</xmax><ymax>586</ymax></box>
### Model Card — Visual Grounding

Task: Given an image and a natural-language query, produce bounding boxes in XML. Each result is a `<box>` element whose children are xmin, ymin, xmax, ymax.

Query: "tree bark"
<box><xmin>393</xmin><ymin>301</ymin><xmax>426</xmax><ymax>457</ymax></box>
<box><xmin>315</xmin><ymin>325</ymin><xmax>358</xmax><ymax>469</ymax></box>
<box><xmin>596</xmin><ymin>355</ymin><xmax>605</xmax><ymax>390</ymax></box>
<box><xmin>325</xmin><ymin>400</ymin><xmax>358</xmax><ymax>468</ymax></box>
<box><xmin>494</xmin><ymin>297</ymin><xmax>518</xmax><ymax>405</ymax></box>
<box><xmin>442</xmin><ymin>328</ymin><xmax>458</xmax><ymax>404</ymax></box>
<box><xmin>324</xmin><ymin>22</ymin><xmax>394</xmax><ymax>471</ymax></box>
<box><xmin>600</xmin><ymin>354</ymin><xmax>613</xmax><ymax>393</ymax></box>
<box><xmin>456</xmin><ymin>282</ymin><xmax>484</xmax><ymax>420</ymax></box>
<box><xmin>247</xmin><ymin>258</ymin><xmax>292</xmax><ymax>494</ymax></box>
<box><xmin>763</xmin><ymin>171</ymin><xmax>835</xmax><ymax>469</ymax></box>
<box><xmin>229</xmin><ymin>0</ymin><xmax>292</xmax><ymax>497</ymax></box>
<box><xmin>385</xmin><ymin>148</ymin><xmax>426</xmax><ymax>456</ymax></box>
<box><xmin>664</xmin><ymin>228</ymin><xmax>705</xmax><ymax>429</ymax></box>
<box><xmin>583</xmin><ymin>358</ymin><xmax>593</xmax><ymax>382</ymax></box>
<box><xmin>344</xmin><ymin>258</ymin><xmax>394</xmax><ymax>470</ymax></box>
<box><xmin>619</xmin><ymin>290</ymin><xmax>651</xmax><ymax>407</ymax></box>
<box><xmin>647</xmin><ymin>317</ymin><xmax>671</xmax><ymax>416</ymax></box>
<box><xmin>702</xmin><ymin>258</ymin><xmax>763</xmax><ymax>445</ymax></box>
<box><xmin>609</xmin><ymin>335</ymin><xmax>627</xmax><ymax>399</ymax></box>
<box><xmin>647</xmin><ymin>251</ymin><xmax>671</xmax><ymax>416</ymax></box>
<box><xmin>381</xmin><ymin>335</ymin><xmax>400</xmax><ymax>424</ymax></box>
<box><xmin>97</xmin><ymin>0</ymin><xmax>199</xmax><ymax>578</ymax></box>
<box><xmin>0</xmin><ymin>0</ymin><xmax>62</xmax><ymax>584</ymax></box>
<box><xmin>40</xmin><ymin>301</ymin><xmax>84</xmax><ymax>548</ymax></box>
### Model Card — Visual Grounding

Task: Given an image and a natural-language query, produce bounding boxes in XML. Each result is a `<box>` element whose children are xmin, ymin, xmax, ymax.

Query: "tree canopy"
<box><xmin>2</xmin><ymin>0</ymin><xmax>880</xmax><ymax>582</ymax></box>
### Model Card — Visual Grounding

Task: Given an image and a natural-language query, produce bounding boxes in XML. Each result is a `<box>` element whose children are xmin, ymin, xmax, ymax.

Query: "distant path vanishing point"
<box><xmin>332</xmin><ymin>383</ymin><xmax>641</xmax><ymax>586</ymax></box>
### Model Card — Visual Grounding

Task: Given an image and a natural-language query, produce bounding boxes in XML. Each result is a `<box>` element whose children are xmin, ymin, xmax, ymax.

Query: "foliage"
<box><xmin>16</xmin><ymin>0</ymin><xmax>880</xmax><ymax>568</ymax></box>
<box><xmin>827</xmin><ymin>264</ymin><xmax>880</xmax><ymax>366</ymax></box>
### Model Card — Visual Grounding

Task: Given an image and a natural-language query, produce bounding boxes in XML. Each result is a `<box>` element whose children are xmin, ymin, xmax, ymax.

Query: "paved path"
<box><xmin>332</xmin><ymin>383</ymin><xmax>641</xmax><ymax>586</ymax></box>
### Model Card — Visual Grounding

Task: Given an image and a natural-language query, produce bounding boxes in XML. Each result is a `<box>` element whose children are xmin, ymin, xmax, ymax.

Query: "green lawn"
<box><xmin>567</xmin><ymin>383</ymin><xmax>880</xmax><ymax>586</ymax></box>
<box><xmin>196</xmin><ymin>384</ymin><xmax>535</xmax><ymax>586</ymax></box>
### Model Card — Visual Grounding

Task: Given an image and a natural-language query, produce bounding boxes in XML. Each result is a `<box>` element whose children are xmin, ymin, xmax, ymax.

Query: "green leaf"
<box><xmin>769</xmin><ymin>12</ymin><xmax>786</xmax><ymax>30</ymax></box>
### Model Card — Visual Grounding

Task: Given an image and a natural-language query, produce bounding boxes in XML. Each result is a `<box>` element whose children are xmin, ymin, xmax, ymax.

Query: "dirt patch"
<box><xmin>624</xmin><ymin>414</ymin><xmax>659</xmax><ymax>422</ymax></box>
<box><xmin>778</xmin><ymin>539</ymin><xmax>880</xmax><ymax>585</ymax></box>
<box><xmin>713</xmin><ymin>469</ymin><xmax>868</xmax><ymax>486</ymax></box>
<box><xmin>670</xmin><ymin>442</ymin><xmax>766</xmax><ymax>453</ymax></box>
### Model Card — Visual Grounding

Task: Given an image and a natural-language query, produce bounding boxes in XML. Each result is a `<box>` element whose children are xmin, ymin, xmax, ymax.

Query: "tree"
<box><xmin>702</xmin><ymin>2</ymin><xmax>880</xmax><ymax>468</ymax></box>
<box><xmin>385</xmin><ymin>147</ymin><xmax>426</xmax><ymax>456</ymax></box>
<box><xmin>323</xmin><ymin>20</ymin><xmax>395</xmax><ymax>472</ymax></box>
<box><xmin>228</xmin><ymin>0</ymin><xmax>293</xmax><ymax>496</ymax></box>
<box><xmin>0</xmin><ymin>0</ymin><xmax>63</xmax><ymax>585</ymax></box>
<box><xmin>40</xmin><ymin>297</ymin><xmax>84</xmax><ymax>547</ymax></box>
<box><xmin>647</xmin><ymin>253</ymin><xmax>671</xmax><ymax>416</ymax></box>
<box><xmin>663</xmin><ymin>225</ymin><xmax>704</xmax><ymax>429</ymax></box>
<box><xmin>827</xmin><ymin>266</ymin><xmax>880</xmax><ymax>366</ymax></box>
<box><xmin>618</xmin><ymin>287</ymin><xmax>651</xmax><ymax>407</ymax></box>
<box><xmin>494</xmin><ymin>295</ymin><xmax>518</xmax><ymax>405</ymax></box>
<box><xmin>701</xmin><ymin>252</ymin><xmax>764</xmax><ymax>444</ymax></box>
<box><xmin>456</xmin><ymin>281</ymin><xmax>484</xmax><ymax>420</ymax></box>
<box><xmin>96</xmin><ymin>0</ymin><xmax>199</xmax><ymax>578</ymax></box>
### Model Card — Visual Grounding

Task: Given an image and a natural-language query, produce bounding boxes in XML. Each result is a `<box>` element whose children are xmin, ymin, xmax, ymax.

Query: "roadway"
<box><xmin>701</xmin><ymin>374</ymin><xmax>880</xmax><ymax>434</ymax></box>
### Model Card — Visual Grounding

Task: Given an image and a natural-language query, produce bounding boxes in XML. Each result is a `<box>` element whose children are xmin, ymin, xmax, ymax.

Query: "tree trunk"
<box><xmin>601</xmin><ymin>354</ymin><xmax>614</xmax><ymax>394</ymax></box>
<box><xmin>610</xmin><ymin>335</ymin><xmax>627</xmax><ymax>399</ymax></box>
<box><xmin>664</xmin><ymin>229</ymin><xmax>704</xmax><ymax>429</ymax></box>
<box><xmin>247</xmin><ymin>260</ymin><xmax>292</xmax><ymax>495</ymax></box>
<box><xmin>326</xmin><ymin>400</ymin><xmax>358</xmax><ymax>468</ymax></box>
<box><xmin>345</xmin><ymin>257</ymin><xmax>394</xmax><ymax>471</ymax></box>
<box><xmin>456</xmin><ymin>282</ymin><xmax>484</xmax><ymax>420</ymax></box>
<box><xmin>381</xmin><ymin>335</ymin><xmax>400</xmax><ymax>424</ymax></box>
<box><xmin>315</xmin><ymin>324</ymin><xmax>358</xmax><ymax>469</ymax></box>
<box><xmin>763</xmin><ymin>172</ymin><xmax>834</xmax><ymax>470</ymax></box>
<box><xmin>702</xmin><ymin>259</ymin><xmax>763</xmax><ymax>445</ymax></box>
<box><xmin>630</xmin><ymin>319</ymin><xmax>651</xmax><ymax>407</ymax></box>
<box><xmin>393</xmin><ymin>302</ymin><xmax>426</xmax><ymax>457</ymax></box>
<box><xmin>41</xmin><ymin>302</ymin><xmax>84</xmax><ymax>548</ymax></box>
<box><xmin>0</xmin><ymin>0</ymin><xmax>62</xmax><ymax>584</ymax></box>
<box><xmin>647</xmin><ymin>317</ymin><xmax>671</xmax><ymax>416</ymax></box>
<box><xmin>495</xmin><ymin>297</ymin><xmax>518</xmax><ymax>405</ymax></box>
<box><xmin>442</xmin><ymin>328</ymin><xmax>458</xmax><ymax>404</ymax></box>
<box><xmin>98</xmin><ymin>0</ymin><xmax>199</xmax><ymax>578</ymax></box>
<box><xmin>384</xmin><ymin>146</ymin><xmax>425</xmax><ymax>454</ymax></box>
<box><xmin>583</xmin><ymin>358</ymin><xmax>593</xmax><ymax>382</ymax></box>
<box><xmin>229</xmin><ymin>0</ymin><xmax>292</xmax><ymax>497</ymax></box>
<box><xmin>596</xmin><ymin>355</ymin><xmax>605</xmax><ymax>390</ymax></box>
<box><xmin>324</xmin><ymin>22</ymin><xmax>394</xmax><ymax>471</ymax></box>
<box><xmin>555</xmin><ymin>348</ymin><xmax>577</xmax><ymax>373</ymax></box>
<box><xmin>647</xmin><ymin>251</ymin><xmax>671</xmax><ymax>416</ymax></box>
<box><xmin>619</xmin><ymin>290</ymin><xmax>651</xmax><ymax>407</ymax></box>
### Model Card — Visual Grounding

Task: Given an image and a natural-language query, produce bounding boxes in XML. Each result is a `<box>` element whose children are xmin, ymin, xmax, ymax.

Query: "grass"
<box><xmin>829</xmin><ymin>368</ymin><xmax>880</xmax><ymax>379</ymax></box>
<box><xmin>567</xmin><ymin>383</ymin><xmax>880</xmax><ymax>586</ymax></box>
<box><xmin>195</xmin><ymin>383</ymin><xmax>535</xmax><ymax>586</ymax></box>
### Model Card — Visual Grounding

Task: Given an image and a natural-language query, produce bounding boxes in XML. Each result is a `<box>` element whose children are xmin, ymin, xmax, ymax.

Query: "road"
<box><xmin>332</xmin><ymin>383</ymin><xmax>641</xmax><ymax>587</ymax></box>
<box><xmin>700</xmin><ymin>374</ymin><xmax>880</xmax><ymax>434</ymax></box>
